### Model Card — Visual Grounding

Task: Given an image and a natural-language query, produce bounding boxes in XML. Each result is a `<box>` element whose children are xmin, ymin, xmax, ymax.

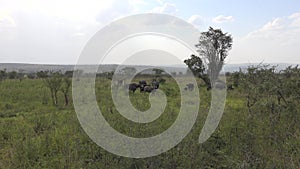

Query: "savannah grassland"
<box><xmin>0</xmin><ymin>66</ymin><xmax>300</xmax><ymax>169</ymax></box>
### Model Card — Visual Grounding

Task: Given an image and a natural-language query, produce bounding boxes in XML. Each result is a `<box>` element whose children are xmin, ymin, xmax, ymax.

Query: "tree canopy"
<box><xmin>184</xmin><ymin>27</ymin><xmax>233</xmax><ymax>87</ymax></box>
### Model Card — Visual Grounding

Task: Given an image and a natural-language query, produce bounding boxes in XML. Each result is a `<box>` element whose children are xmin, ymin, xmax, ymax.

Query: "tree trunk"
<box><xmin>64</xmin><ymin>93</ymin><xmax>69</xmax><ymax>106</ymax></box>
<box><xmin>54</xmin><ymin>91</ymin><xmax>58</xmax><ymax>106</ymax></box>
<box><xmin>50</xmin><ymin>90</ymin><xmax>55</xmax><ymax>106</ymax></box>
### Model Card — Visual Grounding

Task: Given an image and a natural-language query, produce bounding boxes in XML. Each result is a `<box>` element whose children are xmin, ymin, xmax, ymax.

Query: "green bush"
<box><xmin>0</xmin><ymin>68</ymin><xmax>299</xmax><ymax>168</ymax></box>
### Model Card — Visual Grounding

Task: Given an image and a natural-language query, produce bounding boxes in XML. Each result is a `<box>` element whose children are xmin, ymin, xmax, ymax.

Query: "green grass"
<box><xmin>0</xmin><ymin>77</ymin><xmax>299</xmax><ymax>168</ymax></box>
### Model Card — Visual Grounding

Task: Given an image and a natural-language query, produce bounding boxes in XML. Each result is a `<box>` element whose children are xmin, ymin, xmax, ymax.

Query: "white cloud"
<box><xmin>230</xmin><ymin>13</ymin><xmax>300</xmax><ymax>64</ymax></box>
<box><xmin>0</xmin><ymin>15</ymin><xmax>16</xmax><ymax>28</ymax></box>
<box><xmin>188</xmin><ymin>15</ymin><xmax>203</xmax><ymax>26</ymax></box>
<box><xmin>129</xmin><ymin>0</ymin><xmax>148</xmax><ymax>6</ymax></box>
<box><xmin>245</xmin><ymin>17</ymin><xmax>286</xmax><ymax>39</ymax></box>
<box><xmin>212</xmin><ymin>15</ymin><xmax>234</xmax><ymax>23</ymax></box>
<box><xmin>0</xmin><ymin>9</ymin><xmax>16</xmax><ymax>28</ymax></box>
<box><xmin>128</xmin><ymin>0</ymin><xmax>149</xmax><ymax>13</ymax></box>
<box><xmin>96</xmin><ymin>0</ymin><xmax>149</xmax><ymax>24</ymax></box>
<box><xmin>288</xmin><ymin>12</ymin><xmax>300</xmax><ymax>19</ymax></box>
<box><xmin>0</xmin><ymin>0</ymin><xmax>156</xmax><ymax>64</ymax></box>
<box><xmin>0</xmin><ymin>0</ymin><xmax>114</xmax><ymax>23</ymax></box>
<box><xmin>0</xmin><ymin>0</ymin><xmax>119</xmax><ymax>64</ymax></box>
<box><xmin>246</xmin><ymin>15</ymin><xmax>300</xmax><ymax>41</ymax></box>
<box><xmin>288</xmin><ymin>12</ymin><xmax>300</xmax><ymax>27</ymax></box>
<box><xmin>156</xmin><ymin>0</ymin><xmax>164</xmax><ymax>5</ymax></box>
<box><xmin>1</xmin><ymin>1</ymin><xmax>180</xmax><ymax>64</ymax></box>
<box><xmin>151</xmin><ymin>3</ymin><xmax>178</xmax><ymax>15</ymax></box>
<box><xmin>0</xmin><ymin>12</ymin><xmax>17</xmax><ymax>41</ymax></box>
<box><xmin>261</xmin><ymin>18</ymin><xmax>284</xmax><ymax>31</ymax></box>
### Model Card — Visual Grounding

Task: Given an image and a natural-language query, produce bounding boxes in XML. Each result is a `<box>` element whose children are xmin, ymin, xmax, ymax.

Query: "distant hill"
<box><xmin>0</xmin><ymin>63</ymin><xmax>187</xmax><ymax>74</ymax></box>
<box><xmin>0</xmin><ymin>63</ymin><xmax>119</xmax><ymax>73</ymax></box>
<box><xmin>0</xmin><ymin>63</ymin><xmax>298</xmax><ymax>74</ymax></box>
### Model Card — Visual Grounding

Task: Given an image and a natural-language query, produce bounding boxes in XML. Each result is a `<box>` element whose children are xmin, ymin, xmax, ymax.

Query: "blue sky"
<box><xmin>135</xmin><ymin>0</ymin><xmax>300</xmax><ymax>35</ymax></box>
<box><xmin>0</xmin><ymin>0</ymin><xmax>299</xmax><ymax>64</ymax></box>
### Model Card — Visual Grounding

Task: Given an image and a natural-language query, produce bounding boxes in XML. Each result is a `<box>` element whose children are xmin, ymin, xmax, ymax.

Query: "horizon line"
<box><xmin>0</xmin><ymin>62</ymin><xmax>299</xmax><ymax>66</ymax></box>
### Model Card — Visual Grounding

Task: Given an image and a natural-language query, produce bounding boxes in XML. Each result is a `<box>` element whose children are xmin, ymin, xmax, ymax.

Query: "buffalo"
<box><xmin>185</xmin><ymin>83</ymin><xmax>194</xmax><ymax>91</ymax></box>
<box><xmin>139</xmin><ymin>80</ymin><xmax>147</xmax><ymax>92</ymax></box>
<box><xmin>143</xmin><ymin>85</ymin><xmax>155</xmax><ymax>93</ymax></box>
<box><xmin>227</xmin><ymin>84</ymin><xmax>234</xmax><ymax>90</ymax></box>
<box><xmin>128</xmin><ymin>83</ymin><xmax>140</xmax><ymax>93</ymax></box>
<box><xmin>215</xmin><ymin>81</ymin><xmax>226</xmax><ymax>89</ymax></box>
<box><xmin>151</xmin><ymin>80</ymin><xmax>160</xmax><ymax>89</ymax></box>
<box><xmin>206</xmin><ymin>80</ymin><xmax>226</xmax><ymax>90</ymax></box>
<box><xmin>139</xmin><ymin>80</ymin><xmax>147</xmax><ymax>87</ymax></box>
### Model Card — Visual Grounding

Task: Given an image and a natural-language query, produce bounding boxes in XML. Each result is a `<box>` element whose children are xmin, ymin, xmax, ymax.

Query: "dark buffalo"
<box><xmin>143</xmin><ymin>86</ymin><xmax>155</xmax><ymax>93</ymax></box>
<box><xmin>128</xmin><ymin>83</ymin><xmax>140</xmax><ymax>93</ymax></box>
<box><xmin>206</xmin><ymin>80</ymin><xmax>226</xmax><ymax>90</ymax></box>
<box><xmin>207</xmin><ymin>80</ymin><xmax>226</xmax><ymax>90</ymax></box>
<box><xmin>139</xmin><ymin>80</ymin><xmax>147</xmax><ymax>92</ymax></box>
<box><xmin>139</xmin><ymin>80</ymin><xmax>147</xmax><ymax>87</ymax></box>
<box><xmin>139</xmin><ymin>84</ymin><xmax>151</xmax><ymax>93</ymax></box>
<box><xmin>207</xmin><ymin>84</ymin><xmax>212</xmax><ymax>91</ymax></box>
<box><xmin>185</xmin><ymin>83</ymin><xmax>194</xmax><ymax>91</ymax></box>
<box><xmin>227</xmin><ymin>84</ymin><xmax>234</xmax><ymax>90</ymax></box>
<box><xmin>151</xmin><ymin>80</ymin><xmax>160</xmax><ymax>89</ymax></box>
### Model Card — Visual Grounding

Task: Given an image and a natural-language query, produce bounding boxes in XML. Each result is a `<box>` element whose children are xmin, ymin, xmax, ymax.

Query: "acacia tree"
<box><xmin>44</xmin><ymin>71</ymin><xmax>63</xmax><ymax>106</ymax></box>
<box><xmin>37</xmin><ymin>71</ymin><xmax>49</xmax><ymax>79</ymax></box>
<box><xmin>184</xmin><ymin>54</ymin><xmax>209</xmax><ymax>85</ymax></box>
<box><xmin>0</xmin><ymin>69</ymin><xmax>7</xmax><ymax>81</ymax></box>
<box><xmin>238</xmin><ymin>65</ymin><xmax>300</xmax><ymax>167</ymax></box>
<box><xmin>8</xmin><ymin>71</ymin><xmax>17</xmax><ymax>79</ymax></box>
<box><xmin>197</xmin><ymin>27</ymin><xmax>233</xmax><ymax>83</ymax></box>
<box><xmin>185</xmin><ymin>27</ymin><xmax>233</xmax><ymax>87</ymax></box>
<box><xmin>60</xmin><ymin>77</ymin><xmax>71</xmax><ymax>106</ymax></box>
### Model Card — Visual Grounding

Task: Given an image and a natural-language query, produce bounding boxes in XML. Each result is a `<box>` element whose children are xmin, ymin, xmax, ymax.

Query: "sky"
<box><xmin>0</xmin><ymin>0</ymin><xmax>300</xmax><ymax>64</ymax></box>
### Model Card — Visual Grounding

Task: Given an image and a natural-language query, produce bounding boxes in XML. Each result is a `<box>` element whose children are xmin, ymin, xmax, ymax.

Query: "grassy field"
<box><xmin>0</xmin><ymin>70</ymin><xmax>299</xmax><ymax>168</ymax></box>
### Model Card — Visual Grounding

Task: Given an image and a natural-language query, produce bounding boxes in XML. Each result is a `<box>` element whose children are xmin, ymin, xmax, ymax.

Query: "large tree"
<box><xmin>185</xmin><ymin>27</ymin><xmax>233</xmax><ymax>87</ymax></box>
<box><xmin>44</xmin><ymin>71</ymin><xmax>63</xmax><ymax>106</ymax></box>
<box><xmin>197</xmin><ymin>27</ymin><xmax>233</xmax><ymax>84</ymax></box>
<box><xmin>184</xmin><ymin>54</ymin><xmax>210</xmax><ymax>86</ymax></box>
<box><xmin>60</xmin><ymin>77</ymin><xmax>71</xmax><ymax>106</ymax></box>
<box><xmin>0</xmin><ymin>69</ymin><xmax>7</xmax><ymax>81</ymax></box>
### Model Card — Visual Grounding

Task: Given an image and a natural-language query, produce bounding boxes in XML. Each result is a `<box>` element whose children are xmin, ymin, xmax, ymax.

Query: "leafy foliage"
<box><xmin>196</xmin><ymin>27</ymin><xmax>232</xmax><ymax>83</ymax></box>
<box><xmin>185</xmin><ymin>27</ymin><xmax>233</xmax><ymax>88</ymax></box>
<box><xmin>184</xmin><ymin>54</ymin><xmax>209</xmax><ymax>86</ymax></box>
<box><xmin>0</xmin><ymin>65</ymin><xmax>299</xmax><ymax>168</ymax></box>
<box><xmin>43</xmin><ymin>72</ymin><xmax>63</xmax><ymax>106</ymax></box>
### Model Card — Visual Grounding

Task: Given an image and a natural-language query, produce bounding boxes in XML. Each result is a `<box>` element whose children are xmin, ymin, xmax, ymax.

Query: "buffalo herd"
<box><xmin>127</xmin><ymin>80</ymin><xmax>159</xmax><ymax>93</ymax></box>
<box><xmin>124</xmin><ymin>79</ymin><xmax>234</xmax><ymax>94</ymax></box>
<box><xmin>126</xmin><ymin>80</ymin><xmax>195</xmax><ymax>94</ymax></box>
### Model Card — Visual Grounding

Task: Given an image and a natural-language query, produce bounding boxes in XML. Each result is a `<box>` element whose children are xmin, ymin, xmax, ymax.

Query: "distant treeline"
<box><xmin>0</xmin><ymin>68</ymin><xmax>185</xmax><ymax>80</ymax></box>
